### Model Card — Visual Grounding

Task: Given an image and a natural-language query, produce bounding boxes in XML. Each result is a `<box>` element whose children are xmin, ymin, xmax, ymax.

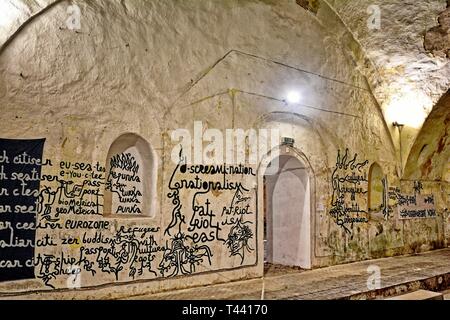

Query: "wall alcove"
<box><xmin>104</xmin><ymin>133</ymin><xmax>157</xmax><ymax>217</ymax></box>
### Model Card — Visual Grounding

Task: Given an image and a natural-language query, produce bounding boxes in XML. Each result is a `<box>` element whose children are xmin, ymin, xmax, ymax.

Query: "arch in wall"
<box><xmin>0</xmin><ymin>0</ymin><xmax>62</xmax><ymax>54</ymax></box>
<box><xmin>253</xmin><ymin>110</ymin><xmax>334</xmax><ymax>264</ymax></box>
<box><xmin>368</xmin><ymin>162</ymin><xmax>384</xmax><ymax>212</ymax></box>
<box><xmin>252</xmin><ymin>110</ymin><xmax>334</xmax><ymax>166</ymax></box>
<box><xmin>258</xmin><ymin>144</ymin><xmax>314</xmax><ymax>270</ymax></box>
<box><xmin>104</xmin><ymin>133</ymin><xmax>157</xmax><ymax>217</ymax></box>
<box><xmin>404</xmin><ymin>90</ymin><xmax>450</xmax><ymax>181</ymax></box>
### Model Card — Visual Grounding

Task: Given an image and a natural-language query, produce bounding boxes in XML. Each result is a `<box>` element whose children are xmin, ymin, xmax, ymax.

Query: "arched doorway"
<box><xmin>262</xmin><ymin>147</ymin><xmax>312</xmax><ymax>271</ymax></box>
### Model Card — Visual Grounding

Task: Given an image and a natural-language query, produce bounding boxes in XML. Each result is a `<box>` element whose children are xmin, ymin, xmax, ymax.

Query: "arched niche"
<box><xmin>104</xmin><ymin>133</ymin><xmax>157</xmax><ymax>217</ymax></box>
<box><xmin>368</xmin><ymin>162</ymin><xmax>384</xmax><ymax>212</ymax></box>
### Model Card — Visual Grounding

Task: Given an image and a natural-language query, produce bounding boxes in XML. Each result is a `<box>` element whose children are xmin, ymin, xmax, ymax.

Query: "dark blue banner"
<box><xmin>0</xmin><ymin>138</ymin><xmax>45</xmax><ymax>281</ymax></box>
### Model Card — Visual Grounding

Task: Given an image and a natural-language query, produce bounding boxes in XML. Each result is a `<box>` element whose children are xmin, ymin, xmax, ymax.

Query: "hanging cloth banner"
<box><xmin>0</xmin><ymin>138</ymin><xmax>45</xmax><ymax>281</ymax></box>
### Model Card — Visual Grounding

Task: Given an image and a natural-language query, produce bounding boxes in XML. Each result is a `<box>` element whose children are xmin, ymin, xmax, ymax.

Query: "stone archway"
<box><xmin>259</xmin><ymin>145</ymin><xmax>313</xmax><ymax>271</ymax></box>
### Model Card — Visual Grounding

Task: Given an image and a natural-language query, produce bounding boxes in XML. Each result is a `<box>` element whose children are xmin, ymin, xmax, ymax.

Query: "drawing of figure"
<box><xmin>158</xmin><ymin>232</ymin><xmax>212</xmax><ymax>277</ymax></box>
<box><xmin>225</xmin><ymin>219</ymin><xmax>253</xmax><ymax>265</ymax></box>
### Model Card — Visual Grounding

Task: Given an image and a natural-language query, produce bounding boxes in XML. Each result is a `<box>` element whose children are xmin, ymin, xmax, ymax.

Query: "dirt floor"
<box><xmin>264</xmin><ymin>263</ymin><xmax>307</xmax><ymax>276</ymax></box>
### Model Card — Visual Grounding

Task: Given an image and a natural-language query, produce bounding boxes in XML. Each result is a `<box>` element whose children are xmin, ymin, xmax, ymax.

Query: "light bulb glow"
<box><xmin>286</xmin><ymin>91</ymin><xmax>301</xmax><ymax>104</ymax></box>
<box><xmin>385</xmin><ymin>87</ymin><xmax>432</xmax><ymax>129</ymax></box>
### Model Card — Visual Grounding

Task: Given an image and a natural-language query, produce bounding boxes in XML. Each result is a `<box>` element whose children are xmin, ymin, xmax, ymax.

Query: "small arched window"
<box><xmin>368</xmin><ymin>162</ymin><xmax>384</xmax><ymax>212</ymax></box>
<box><xmin>104</xmin><ymin>133</ymin><xmax>157</xmax><ymax>217</ymax></box>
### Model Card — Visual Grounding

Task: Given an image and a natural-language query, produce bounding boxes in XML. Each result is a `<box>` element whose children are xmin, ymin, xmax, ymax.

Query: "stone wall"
<box><xmin>0</xmin><ymin>0</ymin><xmax>448</xmax><ymax>299</ymax></box>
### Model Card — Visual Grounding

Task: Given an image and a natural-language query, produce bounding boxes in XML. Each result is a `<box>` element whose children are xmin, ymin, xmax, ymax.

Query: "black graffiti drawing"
<box><xmin>231</xmin><ymin>184</ymin><xmax>251</xmax><ymax>207</ymax></box>
<box><xmin>399</xmin><ymin>208</ymin><xmax>436</xmax><ymax>219</ymax></box>
<box><xmin>396</xmin><ymin>193</ymin><xmax>417</xmax><ymax>206</ymax></box>
<box><xmin>329</xmin><ymin>149</ymin><xmax>369</xmax><ymax>234</ymax></box>
<box><xmin>173</xmin><ymin>155</ymin><xmax>252</xmax><ymax>195</ymax></box>
<box><xmin>180</xmin><ymin>163</ymin><xmax>256</xmax><ymax>176</ymax></box>
<box><xmin>175</xmin><ymin>176</ymin><xmax>248</xmax><ymax>192</ymax></box>
<box><xmin>35</xmin><ymin>225</ymin><xmax>164</xmax><ymax>288</ymax></box>
<box><xmin>39</xmin><ymin>179</ymin><xmax>103</xmax><ymax>217</ymax></box>
<box><xmin>225</xmin><ymin>219</ymin><xmax>254</xmax><ymax>265</ymax></box>
<box><xmin>424</xmin><ymin>194</ymin><xmax>434</xmax><ymax>204</ymax></box>
<box><xmin>108</xmin><ymin>153</ymin><xmax>140</xmax><ymax>175</ymax></box>
<box><xmin>17</xmin><ymin>143</ymin><xmax>258</xmax><ymax>289</ymax></box>
<box><xmin>413</xmin><ymin>181</ymin><xmax>423</xmax><ymax>195</ymax></box>
<box><xmin>165</xmin><ymin>148</ymin><xmax>186</xmax><ymax>236</ymax></box>
<box><xmin>380</xmin><ymin>176</ymin><xmax>394</xmax><ymax>220</ymax></box>
<box><xmin>162</xmin><ymin>149</ymin><xmax>215</xmax><ymax>275</ymax></box>
<box><xmin>64</xmin><ymin>219</ymin><xmax>110</xmax><ymax>230</ymax></box>
<box><xmin>34</xmin><ymin>251</ymin><xmax>96</xmax><ymax>289</ymax></box>
<box><xmin>33</xmin><ymin>154</ymin><xmax>163</xmax><ymax>288</ymax></box>
<box><xmin>166</xmin><ymin>145</ymin><xmax>257</xmax><ymax>264</ymax></box>
<box><xmin>106</xmin><ymin>152</ymin><xmax>143</xmax><ymax>214</ymax></box>
<box><xmin>87</xmin><ymin>225</ymin><xmax>163</xmax><ymax>281</ymax></box>
<box><xmin>158</xmin><ymin>232</ymin><xmax>212</xmax><ymax>277</ymax></box>
<box><xmin>400</xmin><ymin>209</ymin><xmax>421</xmax><ymax>218</ymax></box>
<box><xmin>384</xmin><ymin>183</ymin><xmax>436</xmax><ymax>220</ymax></box>
<box><xmin>397</xmin><ymin>191</ymin><xmax>436</xmax><ymax>219</ymax></box>
<box><xmin>108</xmin><ymin>229</ymin><xmax>140</xmax><ymax>279</ymax></box>
<box><xmin>37</xmin><ymin>177</ymin><xmax>103</xmax><ymax>226</ymax></box>
<box><xmin>94</xmin><ymin>226</ymin><xmax>161</xmax><ymax>280</ymax></box>
<box><xmin>6</xmin><ymin>141</ymin><xmax>258</xmax><ymax>288</ymax></box>
<box><xmin>162</xmin><ymin>145</ymin><xmax>258</xmax><ymax>272</ymax></box>
<box><xmin>36</xmin><ymin>160</ymin><xmax>105</xmax><ymax>228</ymax></box>
<box><xmin>388</xmin><ymin>186</ymin><xmax>401</xmax><ymax>206</ymax></box>
<box><xmin>220</xmin><ymin>186</ymin><xmax>254</xmax><ymax>264</ymax></box>
<box><xmin>221</xmin><ymin>185</ymin><xmax>253</xmax><ymax>221</ymax></box>
<box><xmin>186</xmin><ymin>190</ymin><xmax>224</xmax><ymax>244</ymax></box>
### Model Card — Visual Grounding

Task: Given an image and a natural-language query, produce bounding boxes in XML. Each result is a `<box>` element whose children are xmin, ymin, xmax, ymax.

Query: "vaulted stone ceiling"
<box><xmin>329</xmin><ymin>0</ymin><xmax>450</xmax><ymax>108</ymax></box>
<box><xmin>0</xmin><ymin>0</ymin><xmax>60</xmax><ymax>46</ymax></box>
<box><xmin>1</xmin><ymin>0</ymin><xmax>449</xmax><ymax>176</ymax></box>
<box><xmin>2</xmin><ymin>0</ymin><xmax>449</xmax><ymax>114</ymax></box>
<box><xmin>325</xmin><ymin>0</ymin><xmax>450</xmax><ymax>178</ymax></box>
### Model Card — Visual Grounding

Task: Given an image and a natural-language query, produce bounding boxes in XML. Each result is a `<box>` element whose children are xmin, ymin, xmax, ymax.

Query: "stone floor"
<box><xmin>126</xmin><ymin>248</ymin><xmax>450</xmax><ymax>300</ymax></box>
